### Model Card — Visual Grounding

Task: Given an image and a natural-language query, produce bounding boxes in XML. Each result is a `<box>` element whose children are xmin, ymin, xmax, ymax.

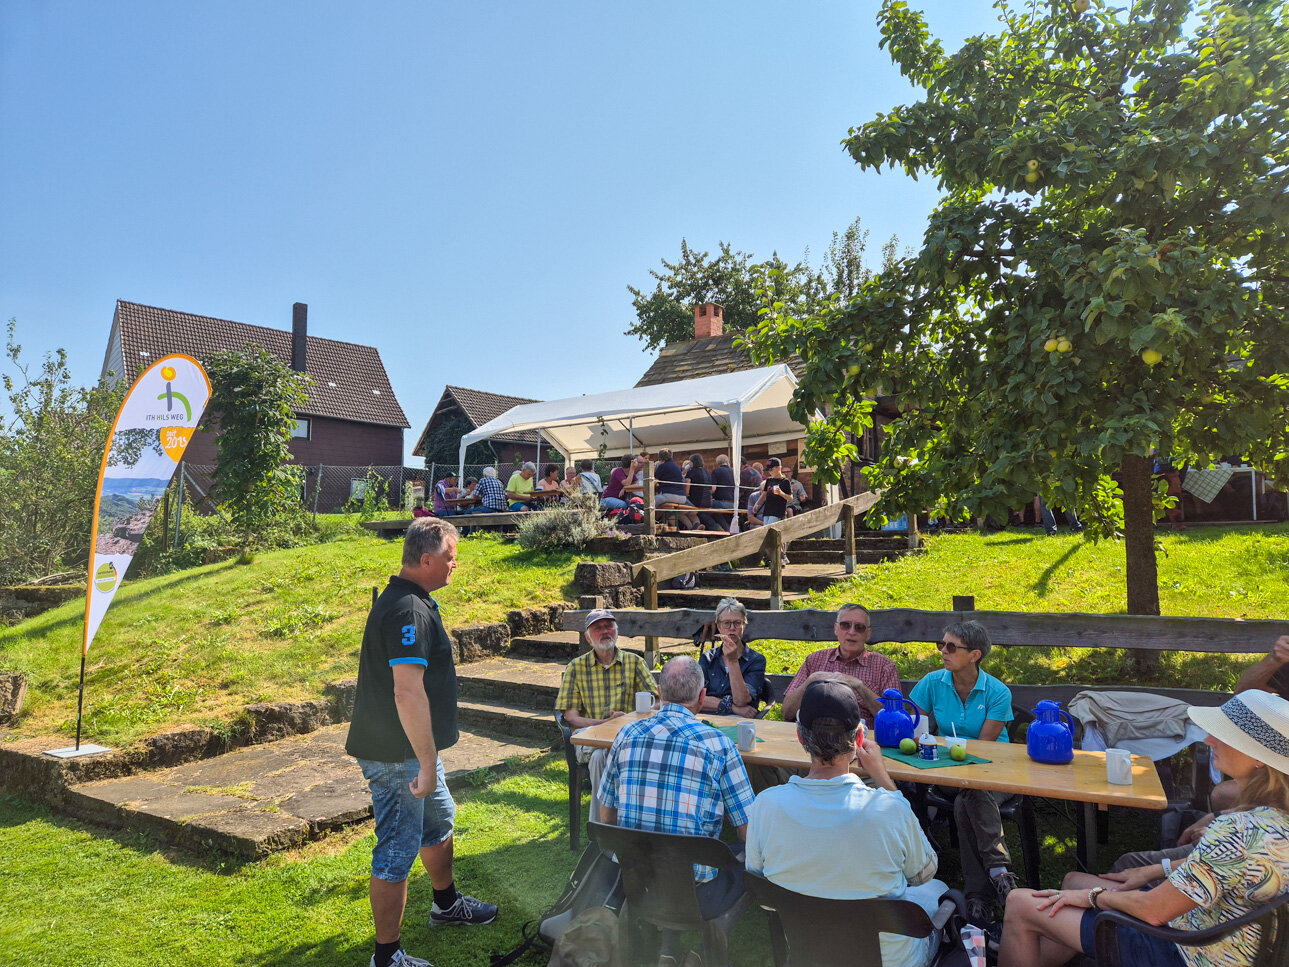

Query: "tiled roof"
<box><xmin>411</xmin><ymin>385</ymin><xmax>541</xmax><ymax>456</ymax></box>
<box><xmin>634</xmin><ymin>332</ymin><xmax>804</xmax><ymax>387</ymax></box>
<box><xmin>112</xmin><ymin>300</ymin><xmax>409</xmax><ymax>428</ymax></box>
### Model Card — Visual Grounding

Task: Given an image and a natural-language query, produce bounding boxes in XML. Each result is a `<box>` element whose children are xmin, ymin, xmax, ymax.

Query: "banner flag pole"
<box><xmin>47</xmin><ymin>355</ymin><xmax>211</xmax><ymax>760</ymax></box>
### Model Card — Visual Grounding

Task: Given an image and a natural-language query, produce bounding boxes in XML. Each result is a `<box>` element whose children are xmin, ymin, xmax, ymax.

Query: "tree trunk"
<box><xmin>1121</xmin><ymin>452</ymin><xmax>1161</xmax><ymax>674</ymax></box>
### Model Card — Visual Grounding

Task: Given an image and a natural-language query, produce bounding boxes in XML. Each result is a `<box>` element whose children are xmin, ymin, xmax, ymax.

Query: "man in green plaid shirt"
<box><xmin>556</xmin><ymin>609</ymin><xmax>658</xmax><ymax>822</ymax></box>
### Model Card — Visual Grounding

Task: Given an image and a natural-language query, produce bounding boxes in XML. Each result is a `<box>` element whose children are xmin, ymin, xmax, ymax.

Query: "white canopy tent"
<box><xmin>458</xmin><ymin>364</ymin><xmax>811</xmax><ymax>477</ymax></box>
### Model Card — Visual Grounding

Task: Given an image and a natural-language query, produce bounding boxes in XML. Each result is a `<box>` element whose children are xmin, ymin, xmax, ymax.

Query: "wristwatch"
<box><xmin>1088</xmin><ymin>886</ymin><xmax>1106</xmax><ymax>909</ymax></box>
<box><xmin>718</xmin><ymin>695</ymin><xmax>734</xmax><ymax>715</ymax></box>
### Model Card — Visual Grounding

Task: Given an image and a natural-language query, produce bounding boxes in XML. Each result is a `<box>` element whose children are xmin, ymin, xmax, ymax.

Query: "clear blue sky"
<box><xmin>1</xmin><ymin>1</ymin><xmax>988</xmax><ymax>465</ymax></box>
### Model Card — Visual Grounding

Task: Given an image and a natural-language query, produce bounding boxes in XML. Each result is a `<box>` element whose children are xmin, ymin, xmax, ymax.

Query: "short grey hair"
<box><xmin>521</xmin><ymin>461</ymin><xmax>537</xmax><ymax>473</ymax></box>
<box><xmin>798</xmin><ymin>722</ymin><xmax>861</xmax><ymax>763</ymax></box>
<box><xmin>482</xmin><ymin>466</ymin><xmax>498</xmax><ymax>478</ymax></box>
<box><xmin>944</xmin><ymin>619</ymin><xmax>992</xmax><ymax>663</ymax></box>
<box><xmin>659</xmin><ymin>656</ymin><xmax>704</xmax><ymax>704</ymax></box>
<box><xmin>836</xmin><ymin>602</ymin><xmax>869</xmax><ymax>621</ymax></box>
<box><xmin>714</xmin><ymin>597</ymin><xmax>748</xmax><ymax>626</ymax></box>
<box><xmin>716</xmin><ymin>454</ymin><xmax>730</xmax><ymax>466</ymax></box>
<box><xmin>403</xmin><ymin>517</ymin><xmax>459</xmax><ymax>565</ymax></box>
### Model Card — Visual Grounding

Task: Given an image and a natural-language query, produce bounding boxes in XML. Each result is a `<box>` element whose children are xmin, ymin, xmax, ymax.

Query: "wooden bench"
<box><xmin>457</xmin><ymin>511</ymin><xmax>526</xmax><ymax>530</ymax></box>
<box><xmin>360</xmin><ymin>519</ymin><xmax>412</xmax><ymax>538</ymax></box>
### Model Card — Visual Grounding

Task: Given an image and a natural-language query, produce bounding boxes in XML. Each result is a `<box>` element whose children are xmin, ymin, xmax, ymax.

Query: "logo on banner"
<box><xmin>155</xmin><ymin>365</ymin><xmax>192</xmax><ymax>421</ymax></box>
<box><xmin>160</xmin><ymin>426</ymin><xmax>194</xmax><ymax>461</ymax></box>
<box><xmin>94</xmin><ymin>561</ymin><xmax>119</xmax><ymax>593</ymax></box>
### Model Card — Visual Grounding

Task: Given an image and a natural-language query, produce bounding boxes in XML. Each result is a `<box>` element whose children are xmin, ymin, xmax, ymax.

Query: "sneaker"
<box><xmin>966</xmin><ymin>894</ymin><xmax>994</xmax><ymax>928</ymax></box>
<box><xmin>370</xmin><ymin>950</ymin><xmax>432</xmax><ymax>967</ymax></box>
<box><xmin>429</xmin><ymin>893</ymin><xmax>498</xmax><ymax>927</ymax></box>
<box><xmin>991</xmin><ymin>869</ymin><xmax>1020</xmax><ymax>902</ymax></box>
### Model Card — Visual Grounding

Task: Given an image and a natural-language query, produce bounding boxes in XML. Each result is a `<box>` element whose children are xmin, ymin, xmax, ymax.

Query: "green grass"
<box><xmin>0</xmin><ymin>531</ymin><xmax>607</xmax><ymax>745</ymax></box>
<box><xmin>754</xmin><ymin>524</ymin><xmax>1289</xmax><ymax>691</ymax></box>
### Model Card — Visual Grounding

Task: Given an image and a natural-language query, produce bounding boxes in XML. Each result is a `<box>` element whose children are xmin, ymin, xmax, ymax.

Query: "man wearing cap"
<box><xmin>599</xmin><ymin>656</ymin><xmax>756</xmax><ymax>918</ymax></box>
<box><xmin>432</xmin><ymin>472</ymin><xmax>461</xmax><ymax>517</ymax></box>
<box><xmin>781</xmin><ymin>603</ymin><xmax>902</xmax><ymax>728</ymax></box>
<box><xmin>555</xmin><ymin>609</ymin><xmax>658</xmax><ymax>823</ymax></box>
<box><xmin>746</xmin><ymin>681</ymin><xmax>947</xmax><ymax>967</ymax></box>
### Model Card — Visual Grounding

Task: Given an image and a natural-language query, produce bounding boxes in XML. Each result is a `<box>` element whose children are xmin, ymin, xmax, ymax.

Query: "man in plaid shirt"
<box><xmin>599</xmin><ymin>656</ymin><xmax>755</xmax><ymax>916</ymax></box>
<box><xmin>781</xmin><ymin>603</ymin><xmax>901</xmax><ymax>728</ymax></box>
<box><xmin>556</xmin><ymin>609</ymin><xmax>657</xmax><ymax>822</ymax></box>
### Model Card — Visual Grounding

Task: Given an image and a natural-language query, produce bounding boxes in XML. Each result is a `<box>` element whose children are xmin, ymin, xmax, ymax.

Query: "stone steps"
<box><xmin>786</xmin><ymin>549</ymin><xmax>904</xmax><ymax>565</ymax></box>
<box><xmin>692</xmin><ymin>565</ymin><xmax>851</xmax><ymax>593</ymax></box>
<box><xmin>458</xmin><ymin>699</ymin><xmax>560</xmax><ymax>746</ymax></box>
<box><xmin>507</xmin><ymin>630</ymin><xmax>692</xmax><ymax>661</ymax></box>
<box><xmin>656</xmin><ymin>586</ymin><xmax>810</xmax><ymax>609</ymax></box>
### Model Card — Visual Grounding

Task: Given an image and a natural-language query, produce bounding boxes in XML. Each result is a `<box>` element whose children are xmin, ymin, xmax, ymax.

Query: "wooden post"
<box><xmin>907</xmin><ymin>510</ymin><xmax>920</xmax><ymax>550</ymax></box>
<box><xmin>952</xmin><ymin>595</ymin><xmax>975</xmax><ymax>612</ymax></box>
<box><xmin>642</xmin><ymin>565</ymin><xmax>659</xmax><ymax>667</ymax></box>
<box><xmin>842</xmin><ymin>503</ymin><xmax>856</xmax><ymax>574</ymax></box>
<box><xmin>768</xmin><ymin>528</ymin><xmax>784</xmax><ymax>610</ymax></box>
<box><xmin>642</xmin><ymin>460</ymin><xmax>656</xmax><ymax>535</ymax></box>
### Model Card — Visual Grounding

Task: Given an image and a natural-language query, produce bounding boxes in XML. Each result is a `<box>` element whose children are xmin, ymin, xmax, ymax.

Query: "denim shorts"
<box><xmin>358</xmin><ymin>756</ymin><xmax>456</xmax><ymax>882</ymax></box>
<box><xmin>1080</xmin><ymin>909</ymin><xmax>1184</xmax><ymax>966</ymax></box>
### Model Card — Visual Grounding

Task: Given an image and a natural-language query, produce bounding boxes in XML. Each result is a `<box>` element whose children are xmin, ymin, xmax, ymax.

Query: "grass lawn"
<box><xmin>0</xmin><ymin>531</ymin><xmax>608</xmax><ymax>746</ymax></box>
<box><xmin>755</xmin><ymin>524</ymin><xmax>1289</xmax><ymax>691</ymax></box>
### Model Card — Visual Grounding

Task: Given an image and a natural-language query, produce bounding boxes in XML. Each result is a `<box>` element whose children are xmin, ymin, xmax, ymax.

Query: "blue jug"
<box><xmin>1027</xmin><ymin>700</ymin><xmax>1076</xmax><ymax>764</ymax></box>
<box><xmin>874</xmin><ymin>688</ymin><xmax>918</xmax><ymax>748</ymax></box>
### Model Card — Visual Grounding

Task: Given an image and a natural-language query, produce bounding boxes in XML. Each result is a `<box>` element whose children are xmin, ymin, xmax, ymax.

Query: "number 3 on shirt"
<box><xmin>401</xmin><ymin>624</ymin><xmax>417</xmax><ymax>646</ymax></box>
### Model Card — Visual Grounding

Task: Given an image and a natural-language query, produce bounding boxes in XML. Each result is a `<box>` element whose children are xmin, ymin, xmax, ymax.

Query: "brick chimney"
<box><xmin>693</xmin><ymin>302</ymin><xmax>723</xmax><ymax>339</ymax></box>
<box><xmin>291</xmin><ymin>302</ymin><xmax>307</xmax><ymax>372</ymax></box>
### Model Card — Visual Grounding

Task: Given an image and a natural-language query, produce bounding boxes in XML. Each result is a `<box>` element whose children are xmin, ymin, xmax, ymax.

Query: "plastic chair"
<box><xmin>555</xmin><ymin>710</ymin><xmax>589</xmax><ymax>851</ymax></box>
<box><xmin>743</xmin><ymin>869</ymin><xmax>970</xmax><ymax>966</ymax></box>
<box><xmin>912</xmin><ymin>705</ymin><xmax>1042</xmax><ymax>889</ymax></box>
<box><xmin>1092</xmin><ymin>892</ymin><xmax>1289</xmax><ymax>967</ymax></box>
<box><xmin>588</xmin><ymin>821</ymin><xmax>749</xmax><ymax>967</ymax></box>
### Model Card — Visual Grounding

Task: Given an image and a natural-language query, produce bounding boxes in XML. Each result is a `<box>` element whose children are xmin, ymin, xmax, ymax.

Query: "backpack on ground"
<box><xmin>665</xmin><ymin>572</ymin><xmax>698</xmax><ymax>591</ymax></box>
<box><xmin>489</xmin><ymin>839</ymin><xmax>624</xmax><ymax>967</ymax></box>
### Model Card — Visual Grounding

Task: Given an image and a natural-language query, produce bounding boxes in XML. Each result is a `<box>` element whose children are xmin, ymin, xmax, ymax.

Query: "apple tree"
<box><xmin>748</xmin><ymin>0</ymin><xmax>1289</xmax><ymax>617</ymax></box>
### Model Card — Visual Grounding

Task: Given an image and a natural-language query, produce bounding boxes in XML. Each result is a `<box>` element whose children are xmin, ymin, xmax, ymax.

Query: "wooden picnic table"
<box><xmin>447</xmin><ymin>495</ymin><xmax>480</xmax><ymax>509</ymax></box>
<box><xmin>525</xmin><ymin>488</ymin><xmax>565</xmax><ymax>504</ymax></box>
<box><xmin>573</xmin><ymin>712</ymin><xmax>1167</xmax><ymax>870</ymax></box>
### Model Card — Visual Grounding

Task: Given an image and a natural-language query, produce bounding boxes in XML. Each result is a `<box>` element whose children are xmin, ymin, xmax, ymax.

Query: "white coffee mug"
<box><xmin>1106</xmin><ymin>748</ymin><xmax>1133</xmax><ymax>785</ymax></box>
<box><xmin>946</xmin><ymin>736</ymin><xmax>968</xmax><ymax>756</ymax></box>
<box><xmin>737</xmin><ymin>720</ymin><xmax>757</xmax><ymax>752</ymax></box>
<box><xmin>635</xmin><ymin>691</ymin><xmax>653</xmax><ymax>715</ymax></box>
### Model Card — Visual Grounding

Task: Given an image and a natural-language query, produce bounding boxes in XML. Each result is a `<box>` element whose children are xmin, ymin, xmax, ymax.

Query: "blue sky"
<box><xmin>1</xmin><ymin>1</ymin><xmax>987</xmax><ymax>464</ymax></box>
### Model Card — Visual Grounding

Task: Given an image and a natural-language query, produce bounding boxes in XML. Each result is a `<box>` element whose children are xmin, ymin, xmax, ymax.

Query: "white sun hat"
<box><xmin>1189</xmin><ymin>689</ymin><xmax>1289</xmax><ymax>776</ymax></box>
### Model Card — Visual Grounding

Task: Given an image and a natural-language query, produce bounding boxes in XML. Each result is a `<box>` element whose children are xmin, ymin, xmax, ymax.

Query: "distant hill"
<box><xmin>98</xmin><ymin>494</ymin><xmax>141</xmax><ymax>530</ymax></box>
<box><xmin>101</xmin><ymin>477</ymin><xmax>171</xmax><ymax>499</ymax></box>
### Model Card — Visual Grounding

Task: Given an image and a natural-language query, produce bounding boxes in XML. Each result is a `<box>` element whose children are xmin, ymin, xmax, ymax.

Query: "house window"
<box><xmin>291</xmin><ymin>418</ymin><xmax>310</xmax><ymax>439</ymax></box>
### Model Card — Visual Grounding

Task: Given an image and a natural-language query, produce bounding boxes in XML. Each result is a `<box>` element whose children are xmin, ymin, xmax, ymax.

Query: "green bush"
<box><xmin>515</xmin><ymin>493</ymin><xmax>607</xmax><ymax>551</ymax></box>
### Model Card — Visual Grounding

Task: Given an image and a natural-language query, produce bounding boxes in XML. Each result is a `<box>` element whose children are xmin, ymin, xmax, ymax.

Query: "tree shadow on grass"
<box><xmin>1030</xmin><ymin>541</ymin><xmax>1085</xmax><ymax>598</ymax></box>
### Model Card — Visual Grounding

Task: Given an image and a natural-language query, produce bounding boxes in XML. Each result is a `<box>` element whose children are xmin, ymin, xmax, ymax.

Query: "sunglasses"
<box><xmin>937</xmin><ymin>640</ymin><xmax>972</xmax><ymax>653</ymax></box>
<box><xmin>837</xmin><ymin>621</ymin><xmax>869</xmax><ymax>632</ymax></box>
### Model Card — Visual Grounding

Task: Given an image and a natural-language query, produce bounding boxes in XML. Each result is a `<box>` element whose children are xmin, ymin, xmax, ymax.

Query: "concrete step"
<box><xmin>457</xmin><ymin>656</ymin><xmax>565</xmax><ymax>708</ymax></box>
<box><xmin>693</xmin><ymin>565</ymin><xmax>851</xmax><ymax>593</ymax></box>
<box><xmin>61</xmin><ymin>723</ymin><xmax>549</xmax><ymax>860</ymax></box>
<box><xmin>508</xmin><ymin>630</ymin><xmax>692</xmax><ymax>661</ymax></box>
<box><xmin>656</xmin><ymin>587</ymin><xmax>810</xmax><ymax>610</ymax></box>
<box><xmin>794</xmin><ymin>536</ymin><xmax>911</xmax><ymax>552</ymax></box>
<box><xmin>457</xmin><ymin>699</ymin><xmax>561</xmax><ymax>746</ymax></box>
<box><xmin>786</xmin><ymin>549</ymin><xmax>902</xmax><ymax>565</ymax></box>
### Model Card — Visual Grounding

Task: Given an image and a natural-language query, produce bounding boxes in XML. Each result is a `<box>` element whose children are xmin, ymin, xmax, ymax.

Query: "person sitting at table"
<box><xmin>999</xmin><ymin>689</ymin><xmax>1289</xmax><ymax>967</ymax></box>
<box><xmin>411</xmin><ymin>497</ymin><xmax>432</xmax><ymax>518</ymax></box>
<box><xmin>782</xmin><ymin>603</ymin><xmax>901</xmax><ymax>728</ymax></box>
<box><xmin>686</xmin><ymin>453</ymin><xmax>722</xmax><ymax>531</ymax></box>
<box><xmin>576</xmin><ymin>459</ymin><xmax>602</xmax><ymax>496</ymax></box>
<box><xmin>711</xmin><ymin>454</ymin><xmax>737</xmax><ymax>514</ymax></box>
<box><xmin>784</xmin><ymin>465</ymin><xmax>808</xmax><ymax>515</ymax></box>
<box><xmin>505</xmin><ymin>462</ymin><xmax>537</xmax><ymax>511</ymax></box>
<box><xmin>599</xmin><ymin>655</ymin><xmax>756</xmax><ymax>920</ymax></box>
<box><xmin>909</xmin><ymin>620</ymin><xmax>1016</xmax><ymax>926</ymax></box>
<box><xmin>600</xmin><ymin>454</ymin><xmax>632</xmax><ymax>512</ymax></box>
<box><xmin>653</xmin><ymin>448</ymin><xmax>701</xmax><ymax>530</ymax></box>
<box><xmin>746</xmin><ymin>680</ymin><xmax>947</xmax><ymax>967</ymax></box>
<box><xmin>475</xmin><ymin>466</ymin><xmax>508</xmax><ymax>513</ymax></box>
<box><xmin>538</xmin><ymin>464</ymin><xmax>562</xmax><ymax>492</ymax></box>
<box><xmin>698</xmin><ymin>598</ymin><xmax>771</xmax><ymax>718</ymax></box>
<box><xmin>432</xmin><ymin>472</ymin><xmax>462</xmax><ymax>517</ymax></box>
<box><xmin>556</xmin><ymin>609</ymin><xmax>657</xmax><ymax>824</ymax></box>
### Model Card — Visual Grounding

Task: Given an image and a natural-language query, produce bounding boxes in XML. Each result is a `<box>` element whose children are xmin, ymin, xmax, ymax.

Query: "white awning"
<box><xmin>459</xmin><ymin>365</ymin><xmax>807</xmax><ymax>471</ymax></box>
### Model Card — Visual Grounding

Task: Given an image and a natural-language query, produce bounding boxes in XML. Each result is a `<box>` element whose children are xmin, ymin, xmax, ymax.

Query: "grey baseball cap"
<box><xmin>584</xmin><ymin>609</ymin><xmax>617</xmax><ymax>629</ymax></box>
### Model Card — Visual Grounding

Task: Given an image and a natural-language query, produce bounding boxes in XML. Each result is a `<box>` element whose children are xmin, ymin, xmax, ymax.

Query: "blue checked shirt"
<box><xmin>476</xmin><ymin>474</ymin><xmax>507</xmax><ymax>511</ymax></box>
<box><xmin>598</xmin><ymin>703</ymin><xmax>755</xmax><ymax>881</ymax></box>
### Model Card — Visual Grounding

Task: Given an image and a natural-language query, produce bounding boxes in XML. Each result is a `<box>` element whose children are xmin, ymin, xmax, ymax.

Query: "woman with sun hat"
<box><xmin>998</xmin><ymin>689</ymin><xmax>1289</xmax><ymax>966</ymax></box>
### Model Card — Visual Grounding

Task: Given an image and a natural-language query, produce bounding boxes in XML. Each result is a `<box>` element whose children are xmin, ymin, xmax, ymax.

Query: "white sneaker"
<box><xmin>370</xmin><ymin>950</ymin><xmax>432</xmax><ymax>967</ymax></box>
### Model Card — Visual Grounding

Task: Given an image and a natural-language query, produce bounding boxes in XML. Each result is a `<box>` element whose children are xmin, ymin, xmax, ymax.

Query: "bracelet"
<box><xmin>1161</xmin><ymin>857</ymin><xmax>1172</xmax><ymax>875</ymax></box>
<box><xmin>1088</xmin><ymin>887</ymin><xmax>1106</xmax><ymax>910</ymax></box>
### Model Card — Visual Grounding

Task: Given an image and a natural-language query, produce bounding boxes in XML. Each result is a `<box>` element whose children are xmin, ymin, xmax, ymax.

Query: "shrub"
<box><xmin>516</xmin><ymin>493</ymin><xmax>607</xmax><ymax>551</ymax></box>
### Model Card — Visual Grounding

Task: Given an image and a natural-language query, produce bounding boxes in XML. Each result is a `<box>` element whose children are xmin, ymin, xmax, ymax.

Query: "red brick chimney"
<box><xmin>693</xmin><ymin>302</ymin><xmax>723</xmax><ymax>340</ymax></box>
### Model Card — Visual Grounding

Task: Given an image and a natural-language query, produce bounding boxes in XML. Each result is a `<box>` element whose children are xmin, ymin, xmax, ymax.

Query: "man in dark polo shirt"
<box><xmin>346</xmin><ymin>517</ymin><xmax>497</xmax><ymax>967</ymax></box>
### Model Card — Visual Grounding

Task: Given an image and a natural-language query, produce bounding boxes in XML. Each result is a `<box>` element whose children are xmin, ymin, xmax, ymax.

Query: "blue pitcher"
<box><xmin>874</xmin><ymin>688</ymin><xmax>918</xmax><ymax>748</ymax></box>
<box><xmin>1027</xmin><ymin>700</ymin><xmax>1075</xmax><ymax>764</ymax></box>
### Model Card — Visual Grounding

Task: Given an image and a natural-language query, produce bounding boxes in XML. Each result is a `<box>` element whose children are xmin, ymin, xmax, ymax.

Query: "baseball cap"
<box><xmin>584</xmin><ymin>609</ymin><xmax>617</xmax><ymax>629</ymax></box>
<box><xmin>797</xmin><ymin>680</ymin><xmax>861</xmax><ymax>731</ymax></box>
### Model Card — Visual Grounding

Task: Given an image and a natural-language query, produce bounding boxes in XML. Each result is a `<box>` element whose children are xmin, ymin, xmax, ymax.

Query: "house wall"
<box><xmin>180</xmin><ymin>415</ymin><xmax>402</xmax><ymax>467</ymax></box>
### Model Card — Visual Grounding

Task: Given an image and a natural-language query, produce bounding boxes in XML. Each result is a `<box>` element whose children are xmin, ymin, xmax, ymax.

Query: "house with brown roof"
<box><xmin>101</xmin><ymin>300</ymin><xmax>411</xmax><ymax>508</ymax></box>
<box><xmin>412</xmin><ymin>385</ymin><xmax>543</xmax><ymax>469</ymax></box>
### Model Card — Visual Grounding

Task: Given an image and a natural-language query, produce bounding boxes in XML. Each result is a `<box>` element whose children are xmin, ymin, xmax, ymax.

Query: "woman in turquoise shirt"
<box><xmin>910</xmin><ymin>620</ymin><xmax>1016</xmax><ymax>927</ymax></box>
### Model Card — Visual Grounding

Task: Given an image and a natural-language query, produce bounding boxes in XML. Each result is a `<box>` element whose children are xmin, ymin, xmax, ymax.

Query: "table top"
<box><xmin>446</xmin><ymin>495</ymin><xmax>479</xmax><ymax>506</ymax></box>
<box><xmin>571</xmin><ymin>712</ymin><xmax>1167</xmax><ymax>810</ymax></box>
<box><xmin>527</xmin><ymin>488</ymin><xmax>565</xmax><ymax>500</ymax></box>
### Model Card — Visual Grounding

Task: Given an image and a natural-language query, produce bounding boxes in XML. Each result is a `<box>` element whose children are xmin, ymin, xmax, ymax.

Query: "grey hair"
<box><xmin>798</xmin><ymin>722</ymin><xmax>861</xmax><ymax>763</ymax></box>
<box><xmin>716</xmin><ymin>454</ymin><xmax>730</xmax><ymax>466</ymax></box>
<box><xmin>944</xmin><ymin>619</ymin><xmax>992</xmax><ymax>663</ymax></box>
<box><xmin>836</xmin><ymin>602</ymin><xmax>870</xmax><ymax>621</ymax></box>
<box><xmin>403</xmin><ymin>517</ymin><xmax>459</xmax><ymax>565</ymax></box>
<box><xmin>482</xmin><ymin>466</ymin><xmax>497</xmax><ymax>477</ymax></box>
<box><xmin>714</xmin><ymin>597</ymin><xmax>748</xmax><ymax>626</ymax></box>
<box><xmin>659</xmin><ymin>656</ymin><xmax>704</xmax><ymax>704</ymax></box>
<box><xmin>521</xmin><ymin>461</ymin><xmax>537</xmax><ymax>473</ymax></box>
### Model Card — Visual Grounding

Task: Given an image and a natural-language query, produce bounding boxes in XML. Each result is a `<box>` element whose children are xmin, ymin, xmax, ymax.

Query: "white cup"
<box><xmin>634</xmin><ymin>691</ymin><xmax>653</xmax><ymax>715</ymax></box>
<box><xmin>737</xmin><ymin>720</ymin><xmax>757</xmax><ymax>752</ymax></box>
<box><xmin>946</xmin><ymin>736</ymin><xmax>968</xmax><ymax>757</ymax></box>
<box><xmin>1106</xmin><ymin>748</ymin><xmax>1133</xmax><ymax>785</ymax></box>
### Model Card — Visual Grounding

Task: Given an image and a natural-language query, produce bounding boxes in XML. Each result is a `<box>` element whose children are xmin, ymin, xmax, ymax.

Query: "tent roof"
<box><xmin>460</xmin><ymin>365</ymin><xmax>805</xmax><ymax>460</ymax></box>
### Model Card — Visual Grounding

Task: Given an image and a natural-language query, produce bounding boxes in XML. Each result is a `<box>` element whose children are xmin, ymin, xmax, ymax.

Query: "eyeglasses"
<box><xmin>937</xmin><ymin>640</ymin><xmax>970</xmax><ymax>653</ymax></box>
<box><xmin>836</xmin><ymin>621</ymin><xmax>869</xmax><ymax>632</ymax></box>
<box><xmin>717</xmin><ymin>619</ymin><xmax>746</xmax><ymax>630</ymax></box>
